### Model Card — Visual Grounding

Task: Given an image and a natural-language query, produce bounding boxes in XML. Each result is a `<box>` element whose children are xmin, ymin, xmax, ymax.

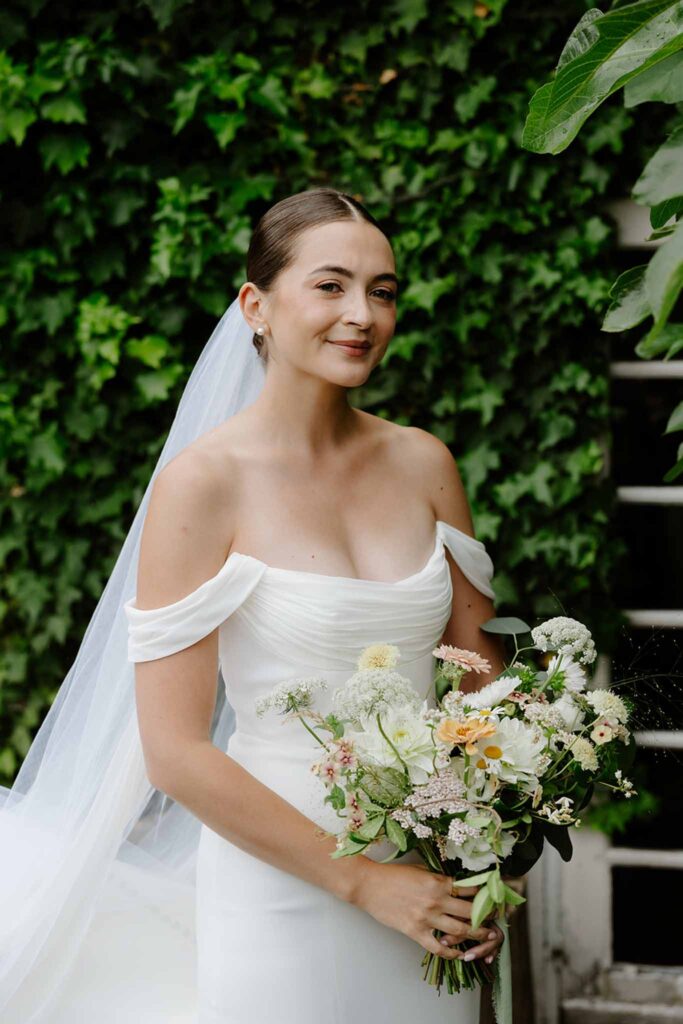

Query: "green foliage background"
<box><xmin>0</xmin><ymin>0</ymin><xmax>669</xmax><ymax>783</ymax></box>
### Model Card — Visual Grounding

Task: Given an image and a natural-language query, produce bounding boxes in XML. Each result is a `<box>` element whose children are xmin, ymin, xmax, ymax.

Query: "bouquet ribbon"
<box><xmin>491</xmin><ymin>914</ymin><xmax>512</xmax><ymax>1024</ymax></box>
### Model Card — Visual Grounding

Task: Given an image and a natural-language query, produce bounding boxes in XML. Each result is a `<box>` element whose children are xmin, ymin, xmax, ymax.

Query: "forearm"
<box><xmin>150</xmin><ymin>740</ymin><xmax>371</xmax><ymax>904</ymax></box>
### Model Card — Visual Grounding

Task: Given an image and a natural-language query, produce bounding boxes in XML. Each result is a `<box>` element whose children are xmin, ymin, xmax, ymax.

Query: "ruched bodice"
<box><xmin>121</xmin><ymin>518</ymin><xmax>495</xmax><ymax>1024</ymax></box>
<box><xmin>123</xmin><ymin>519</ymin><xmax>495</xmax><ymax>666</ymax></box>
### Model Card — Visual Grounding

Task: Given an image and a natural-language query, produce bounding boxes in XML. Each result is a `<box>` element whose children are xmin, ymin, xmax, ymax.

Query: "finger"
<box><xmin>461</xmin><ymin>936</ymin><xmax>503</xmax><ymax>961</ymax></box>
<box><xmin>424</xmin><ymin>932</ymin><xmax>462</xmax><ymax>959</ymax></box>
<box><xmin>450</xmin><ymin>883</ymin><xmax>478</xmax><ymax>898</ymax></box>
<box><xmin>444</xmin><ymin>895</ymin><xmax>498</xmax><ymax>929</ymax></box>
<box><xmin>435</xmin><ymin>915</ymin><xmax>491</xmax><ymax>943</ymax></box>
<box><xmin>446</xmin><ymin>896</ymin><xmax>482</xmax><ymax>919</ymax></box>
<box><xmin>460</xmin><ymin>925</ymin><xmax>505</xmax><ymax>958</ymax></box>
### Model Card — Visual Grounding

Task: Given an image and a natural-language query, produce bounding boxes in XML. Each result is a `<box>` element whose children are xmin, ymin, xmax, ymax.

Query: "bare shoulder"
<box><xmin>136</xmin><ymin>437</ymin><xmax>238</xmax><ymax>610</ymax></box>
<box><xmin>389</xmin><ymin>422</ymin><xmax>475</xmax><ymax>535</ymax></box>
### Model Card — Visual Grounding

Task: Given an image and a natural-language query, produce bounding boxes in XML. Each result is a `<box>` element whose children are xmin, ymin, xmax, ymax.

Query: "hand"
<box><xmin>350</xmin><ymin>859</ymin><xmax>501</xmax><ymax>961</ymax></box>
<box><xmin>437</xmin><ymin>878</ymin><xmax>505</xmax><ymax>965</ymax></box>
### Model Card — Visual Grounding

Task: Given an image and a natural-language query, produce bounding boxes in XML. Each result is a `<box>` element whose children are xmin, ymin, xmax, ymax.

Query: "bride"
<box><xmin>0</xmin><ymin>187</ymin><xmax>506</xmax><ymax>1022</ymax></box>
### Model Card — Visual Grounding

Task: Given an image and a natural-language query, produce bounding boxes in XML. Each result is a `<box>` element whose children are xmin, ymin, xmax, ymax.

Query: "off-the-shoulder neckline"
<box><xmin>226</xmin><ymin>519</ymin><xmax>481</xmax><ymax>587</ymax></box>
<box><xmin>123</xmin><ymin>520</ymin><xmax>485</xmax><ymax>615</ymax></box>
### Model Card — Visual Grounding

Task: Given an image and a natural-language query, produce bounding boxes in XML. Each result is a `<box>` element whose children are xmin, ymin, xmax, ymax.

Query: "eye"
<box><xmin>374</xmin><ymin>288</ymin><xmax>397</xmax><ymax>302</ymax></box>
<box><xmin>317</xmin><ymin>282</ymin><xmax>397</xmax><ymax>301</ymax></box>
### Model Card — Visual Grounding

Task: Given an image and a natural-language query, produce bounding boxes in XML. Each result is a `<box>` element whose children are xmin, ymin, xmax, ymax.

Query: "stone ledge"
<box><xmin>562</xmin><ymin>998</ymin><xmax>683</xmax><ymax>1024</ymax></box>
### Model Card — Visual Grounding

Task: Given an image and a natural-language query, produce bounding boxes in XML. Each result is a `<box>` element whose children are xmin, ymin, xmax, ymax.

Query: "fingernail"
<box><xmin>486</xmin><ymin>955</ymin><xmax>494</xmax><ymax>964</ymax></box>
<box><xmin>463</xmin><ymin>952</ymin><xmax>476</xmax><ymax>961</ymax></box>
<box><xmin>440</xmin><ymin>938</ymin><xmax>450</xmax><ymax>946</ymax></box>
<box><xmin>488</xmin><ymin>932</ymin><xmax>496</xmax><ymax>940</ymax></box>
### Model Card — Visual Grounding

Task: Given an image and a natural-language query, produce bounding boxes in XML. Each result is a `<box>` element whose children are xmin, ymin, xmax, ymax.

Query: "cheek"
<box><xmin>377</xmin><ymin>308</ymin><xmax>397</xmax><ymax>342</ymax></box>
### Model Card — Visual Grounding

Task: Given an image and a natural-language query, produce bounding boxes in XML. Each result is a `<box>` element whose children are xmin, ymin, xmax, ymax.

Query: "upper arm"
<box><xmin>407</xmin><ymin>427</ymin><xmax>504</xmax><ymax>681</ymax></box>
<box><xmin>133</xmin><ymin>451</ymin><xmax>235</xmax><ymax>788</ymax></box>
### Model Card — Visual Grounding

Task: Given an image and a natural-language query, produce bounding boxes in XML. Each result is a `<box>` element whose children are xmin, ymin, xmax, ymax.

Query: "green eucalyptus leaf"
<box><xmin>479</xmin><ymin>616</ymin><xmax>531</xmax><ymax>636</ymax></box>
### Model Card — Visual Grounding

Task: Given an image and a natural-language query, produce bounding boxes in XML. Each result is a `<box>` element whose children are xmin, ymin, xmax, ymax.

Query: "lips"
<box><xmin>327</xmin><ymin>340</ymin><xmax>370</xmax><ymax>349</ymax></box>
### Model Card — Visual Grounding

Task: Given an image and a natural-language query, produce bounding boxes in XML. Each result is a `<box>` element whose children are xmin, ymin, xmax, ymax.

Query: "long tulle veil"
<box><xmin>0</xmin><ymin>296</ymin><xmax>266</xmax><ymax>1022</ymax></box>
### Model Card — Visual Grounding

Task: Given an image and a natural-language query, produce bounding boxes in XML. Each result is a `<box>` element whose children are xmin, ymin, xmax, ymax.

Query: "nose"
<box><xmin>341</xmin><ymin>289</ymin><xmax>373</xmax><ymax>329</ymax></box>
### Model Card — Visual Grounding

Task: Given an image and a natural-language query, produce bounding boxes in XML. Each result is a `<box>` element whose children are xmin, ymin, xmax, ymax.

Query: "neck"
<box><xmin>247</xmin><ymin>365</ymin><xmax>362</xmax><ymax>457</ymax></box>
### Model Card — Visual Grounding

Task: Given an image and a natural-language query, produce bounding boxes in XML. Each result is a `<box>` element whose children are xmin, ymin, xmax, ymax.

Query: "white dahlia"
<box><xmin>346</xmin><ymin>705</ymin><xmax>435</xmax><ymax>784</ymax></box>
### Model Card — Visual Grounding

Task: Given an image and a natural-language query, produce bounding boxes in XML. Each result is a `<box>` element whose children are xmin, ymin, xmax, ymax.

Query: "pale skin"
<box><xmin>133</xmin><ymin>217</ymin><xmax>507</xmax><ymax>968</ymax></box>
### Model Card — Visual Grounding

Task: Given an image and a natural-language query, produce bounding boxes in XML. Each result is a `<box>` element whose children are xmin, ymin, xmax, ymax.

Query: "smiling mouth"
<box><xmin>326</xmin><ymin>340</ymin><xmax>371</xmax><ymax>349</ymax></box>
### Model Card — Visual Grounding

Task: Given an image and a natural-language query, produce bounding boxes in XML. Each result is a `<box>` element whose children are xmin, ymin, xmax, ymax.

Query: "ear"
<box><xmin>238</xmin><ymin>282</ymin><xmax>266</xmax><ymax>334</ymax></box>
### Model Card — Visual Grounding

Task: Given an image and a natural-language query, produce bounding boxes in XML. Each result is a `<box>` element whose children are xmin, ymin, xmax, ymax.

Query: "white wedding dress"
<box><xmin>45</xmin><ymin>518</ymin><xmax>495</xmax><ymax>1023</ymax></box>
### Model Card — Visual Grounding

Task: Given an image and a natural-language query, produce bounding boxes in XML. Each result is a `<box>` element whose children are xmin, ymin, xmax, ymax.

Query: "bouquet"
<box><xmin>255</xmin><ymin>614</ymin><xmax>636</xmax><ymax>1008</ymax></box>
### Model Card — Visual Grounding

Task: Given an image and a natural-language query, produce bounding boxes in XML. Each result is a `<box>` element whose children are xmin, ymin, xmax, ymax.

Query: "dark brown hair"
<box><xmin>246</xmin><ymin>187</ymin><xmax>388</xmax><ymax>364</ymax></box>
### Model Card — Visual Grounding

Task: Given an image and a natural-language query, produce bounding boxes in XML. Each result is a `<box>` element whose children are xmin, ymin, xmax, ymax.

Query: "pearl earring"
<box><xmin>256</xmin><ymin>327</ymin><xmax>265</xmax><ymax>336</ymax></box>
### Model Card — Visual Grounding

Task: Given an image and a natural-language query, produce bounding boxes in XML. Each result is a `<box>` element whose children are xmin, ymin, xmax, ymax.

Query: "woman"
<box><xmin>0</xmin><ymin>188</ymin><xmax>505</xmax><ymax>1022</ymax></box>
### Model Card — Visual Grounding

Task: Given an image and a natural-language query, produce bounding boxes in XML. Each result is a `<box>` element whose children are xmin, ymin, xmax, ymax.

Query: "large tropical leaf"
<box><xmin>643</xmin><ymin>215</ymin><xmax>683</xmax><ymax>338</ymax></box>
<box><xmin>624</xmin><ymin>48</ymin><xmax>683</xmax><ymax>104</ymax></box>
<box><xmin>523</xmin><ymin>0</ymin><xmax>683</xmax><ymax>154</ymax></box>
<box><xmin>632</xmin><ymin>122</ymin><xmax>683</xmax><ymax>206</ymax></box>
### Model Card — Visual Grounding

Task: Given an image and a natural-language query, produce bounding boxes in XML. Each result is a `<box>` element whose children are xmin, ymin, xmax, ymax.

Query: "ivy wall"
<box><xmin>0</xmin><ymin>0</ymin><xmax>667</xmax><ymax>783</ymax></box>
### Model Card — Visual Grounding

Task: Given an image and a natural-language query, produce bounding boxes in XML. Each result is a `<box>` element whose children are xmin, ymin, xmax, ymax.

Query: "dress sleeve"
<box><xmin>123</xmin><ymin>554</ymin><xmax>267</xmax><ymax>662</ymax></box>
<box><xmin>436</xmin><ymin>520</ymin><xmax>495</xmax><ymax>599</ymax></box>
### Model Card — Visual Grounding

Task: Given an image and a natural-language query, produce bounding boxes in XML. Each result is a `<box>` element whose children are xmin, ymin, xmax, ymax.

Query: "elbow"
<box><xmin>146</xmin><ymin>761</ymin><xmax>174</xmax><ymax>797</ymax></box>
<box><xmin>143</xmin><ymin>738</ymin><xmax>211</xmax><ymax>798</ymax></box>
<box><xmin>144</xmin><ymin>750</ymin><xmax>180</xmax><ymax>797</ymax></box>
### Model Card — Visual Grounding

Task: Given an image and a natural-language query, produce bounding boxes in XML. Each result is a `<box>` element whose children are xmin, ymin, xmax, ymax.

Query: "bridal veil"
<box><xmin>0</xmin><ymin>298</ymin><xmax>266</xmax><ymax>1022</ymax></box>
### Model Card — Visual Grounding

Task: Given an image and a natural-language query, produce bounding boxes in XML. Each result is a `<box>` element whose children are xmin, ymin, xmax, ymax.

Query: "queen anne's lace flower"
<box><xmin>255</xmin><ymin>676</ymin><xmax>328</xmax><ymax>718</ymax></box>
<box><xmin>441</xmin><ymin>690</ymin><xmax>466</xmax><ymax>716</ymax></box>
<box><xmin>524</xmin><ymin>702</ymin><xmax>563</xmax><ymax>729</ymax></box>
<box><xmin>532</xmin><ymin>616</ymin><xmax>596</xmax><ymax>666</ymax></box>
<box><xmin>332</xmin><ymin>668</ymin><xmax>420</xmax><ymax>725</ymax></box>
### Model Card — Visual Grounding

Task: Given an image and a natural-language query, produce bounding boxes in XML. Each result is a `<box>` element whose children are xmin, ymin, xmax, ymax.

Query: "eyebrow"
<box><xmin>307</xmin><ymin>265</ymin><xmax>399</xmax><ymax>290</ymax></box>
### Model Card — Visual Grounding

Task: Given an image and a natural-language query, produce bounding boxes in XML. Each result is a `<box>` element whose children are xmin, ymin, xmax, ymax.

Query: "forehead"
<box><xmin>291</xmin><ymin>219</ymin><xmax>394</xmax><ymax>272</ymax></box>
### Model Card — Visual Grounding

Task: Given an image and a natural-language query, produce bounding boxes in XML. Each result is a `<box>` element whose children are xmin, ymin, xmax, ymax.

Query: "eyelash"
<box><xmin>317</xmin><ymin>282</ymin><xmax>397</xmax><ymax>301</ymax></box>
